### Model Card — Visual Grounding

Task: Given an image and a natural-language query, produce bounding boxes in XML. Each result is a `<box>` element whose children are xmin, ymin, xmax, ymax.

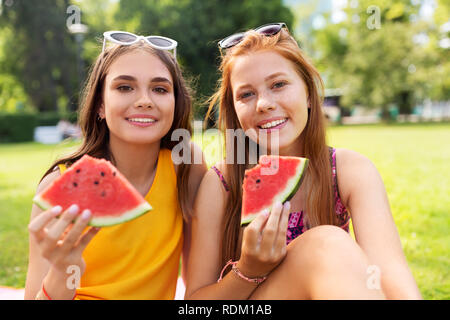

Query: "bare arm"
<box><xmin>184</xmin><ymin>168</ymin><xmax>258</xmax><ymax>299</ymax></box>
<box><xmin>24</xmin><ymin>170</ymin><xmax>60</xmax><ymax>299</ymax></box>
<box><xmin>184</xmin><ymin>165</ymin><xmax>289</xmax><ymax>300</ymax></box>
<box><xmin>181</xmin><ymin>142</ymin><xmax>208</xmax><ymax>284</ymax></box>
<box><xmin>337</xmin><ymin>148</ymin><xmax>422</xmax><ymax>299</ymax></box>
<box><xmin>25</xmin><ymin>169</ymin><xmax>99</xmax><ymax>300</ymax></box>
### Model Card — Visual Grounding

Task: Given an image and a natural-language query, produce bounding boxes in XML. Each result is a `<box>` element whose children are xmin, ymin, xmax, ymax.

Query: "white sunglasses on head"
<box><xmin>102</xmin><ymin>31</ymin><xmax>178</xmax><ymax>58</ymax></box>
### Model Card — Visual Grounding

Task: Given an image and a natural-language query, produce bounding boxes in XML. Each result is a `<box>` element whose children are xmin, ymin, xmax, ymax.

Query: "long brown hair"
<box><xmin>206</xmin><ymin>29</ymin><xmax>340</xmax><ymax>267</ymax></box>
<box><xmin>42</xmin><ymin>42</ymin><xmax>194</xmax><ymax>220</ymax></box>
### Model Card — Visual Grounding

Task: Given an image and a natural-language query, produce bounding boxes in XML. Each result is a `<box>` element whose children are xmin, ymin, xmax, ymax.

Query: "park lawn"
<box><xmin>0</xmin><ymin>123</ymin><xmax>448</xmax><ymax>299</ymax></box>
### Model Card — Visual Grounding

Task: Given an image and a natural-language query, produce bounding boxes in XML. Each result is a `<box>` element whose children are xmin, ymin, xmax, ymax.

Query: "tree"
<box><xmin>306</xmin><ymin>0</ymin><xmax>448</xmax><ymax>118</ymax></box>
<box><xmin>1</xmin><ymin>0</ymin><xmax>79</xmax><ymax>112</ymax></box>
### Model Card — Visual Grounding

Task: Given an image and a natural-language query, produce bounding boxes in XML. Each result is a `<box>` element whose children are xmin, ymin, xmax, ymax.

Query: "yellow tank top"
<box><xmin>58</xmin><ymin>149</ymin><xmax>183</xmax><ymax>300</ymax></box>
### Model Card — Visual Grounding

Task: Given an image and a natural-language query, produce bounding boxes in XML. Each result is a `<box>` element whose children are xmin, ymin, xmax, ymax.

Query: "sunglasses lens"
<box><xmin>147</xmin><ymin>37</ymin><xmax>173</xmax><ymax>48</ymax></box>
<box><xmin>256</xmin><ymin>24</ymin><xmax>282</xmax><ymax>36</ymax></box>
<box><xmin>220</xmin><ymin>33</ymin><xmax>245</xmax><ymax>48</ymax></box>
<box><xmin>110</xmin><ymin>32</ymin><xmax>137</xmax><ymax>43</ymax></box>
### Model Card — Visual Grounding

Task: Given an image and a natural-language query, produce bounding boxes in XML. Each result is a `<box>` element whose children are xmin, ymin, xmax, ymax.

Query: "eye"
<box><xmin>272</xmin><ymin>81</ymin><xmax>287</xmax><ymax>89</ymax></box>
<box><xmin>239</xmin><ymin>91</ymin><xmax>254</xmax><ymax>100</ymax></box>
<box><xmin>154</xmin><ymin>87</ymin><xmax>169</xmax><ymax>93</ymax></box>
<box><xmin>117</xmin><ymin>85</ymin><xmax>133</xmax><ymax>92</ymax></box>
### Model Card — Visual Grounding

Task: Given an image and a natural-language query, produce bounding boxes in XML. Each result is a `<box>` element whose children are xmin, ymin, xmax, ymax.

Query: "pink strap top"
<box><xmin>211</xmin><ymin>147</ymin><xmax>351</xmax><ymax>245</ymax></box>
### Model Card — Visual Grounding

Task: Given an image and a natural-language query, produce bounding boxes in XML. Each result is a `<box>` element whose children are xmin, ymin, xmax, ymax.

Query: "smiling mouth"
<box><xmin>258</xmin><ymin>118</ymin><xmax>288</xmax><ymax>129</ymax></box>
<box><xmin>126</xmin><ymin>118</ymin><xmax>157</xmax><ymax>123</ymax></box>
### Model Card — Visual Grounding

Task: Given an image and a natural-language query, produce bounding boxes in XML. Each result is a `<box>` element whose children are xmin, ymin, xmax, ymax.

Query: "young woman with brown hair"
<box><xmin>25</xmin><ymin>32</ymin><xmax>207</xmax><ymax>300</ymax></box>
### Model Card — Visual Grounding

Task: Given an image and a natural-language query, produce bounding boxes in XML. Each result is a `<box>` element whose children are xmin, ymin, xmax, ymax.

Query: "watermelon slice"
<box><xmin>33</xmin><ymin>155</ymin><xmax>152</xmax><ymax>227</ymax></box>
<box><xmin>241</xmin><ymin>155</ymin><xmax>308</xmax><ymax>225</ymax></box>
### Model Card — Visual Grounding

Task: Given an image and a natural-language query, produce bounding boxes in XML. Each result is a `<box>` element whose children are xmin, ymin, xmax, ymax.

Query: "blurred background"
<box><xmin>0</xmin><ymin>0</ymin><xmax>448</xmax><ymax>299</ymax></box>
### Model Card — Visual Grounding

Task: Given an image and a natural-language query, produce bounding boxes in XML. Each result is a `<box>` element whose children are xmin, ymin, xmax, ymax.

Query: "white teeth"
<box><xmin>259</xmin><ymin>118</ymin><xmax>287</xmax><ymax>129</ymax></box>
<box><xmin>128</xmin><ymin>118</ymin><xmax>156</xmax><ymax>123</ymax></box>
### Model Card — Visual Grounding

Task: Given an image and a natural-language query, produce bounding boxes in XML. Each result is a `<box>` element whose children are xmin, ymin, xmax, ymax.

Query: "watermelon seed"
<box><xmin>73</xmin><ymin>182</ymin><xmax>78</xmax><ymax>187</ymax></box>
<box><xmin>113</xmin><ymin>172</ymin><xmax>116</xmax><ymax>177</ymax></box>
<box><xmin>94</xmin><ymin>181</ymin><xmax>99</xmax><ymax>185</ymax></box>
<box><xmin>101</xmin><ymin>191</ymin><xmax>106</xmax><ymax>197</ymax></box>
<box><xmin>101</xmin><ymin>172</ymin><xmax>105</xmax><ymax>177</ymax></box>
<box><xmin>256</xmin><ymin>179</ymin><xmax>260</xmax><ymax>183</ymax></box>
<box><xmin>76</xmin><ymin>169</ymin><xmax>81</xmax><ymax>173</ymax></box>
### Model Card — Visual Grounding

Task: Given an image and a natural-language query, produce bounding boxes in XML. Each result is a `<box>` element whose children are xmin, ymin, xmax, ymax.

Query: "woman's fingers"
<box><xmin>74</xmin><ymin>226</ymin><xmax>101</xmax><ymax>254</ymax></box>
<box><xmin>28</xmin><ymin>205</ymin><xmax>63</xmax><ymax>241</ymax></box>
<box><xmin>60</xmin><ymin>209</ymin><xmax>93</xmax><ymax>251</ymax></box>
<box><xmin>41</xmin><ymin>205</ymin><xmax>79</xmax><ymax>255</ymax></box>
<box><xmin>243</xmin><ymin>209</ymin><xmax>270</xmax><ymax>250</ymax></box>
<box><xmin>259</xmin><ymin>202</ymin><xmax>284</xmax><ymax>254</ymax></box>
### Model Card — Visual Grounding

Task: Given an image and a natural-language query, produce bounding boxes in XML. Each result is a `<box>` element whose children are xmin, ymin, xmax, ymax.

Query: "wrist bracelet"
<box><xmin>40</xmin><ymin>283</ymin><xmax>77</xmax><ymax>300</ymax></box>
<box><xmin>217</xmin><ymin>260</ymin><xmax>267</xmax><ymax>285</ymax></box>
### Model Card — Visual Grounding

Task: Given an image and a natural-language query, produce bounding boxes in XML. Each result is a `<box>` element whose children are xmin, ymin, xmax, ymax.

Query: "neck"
<box><xmin>267</xmin><ymin>136</ymin><xmax>304</xmax><ymax>157</ymax></box>
<box><xmin>108</xmin><ymin>136</ymin><xmax>160</xmax><ymax>188</ymax></box>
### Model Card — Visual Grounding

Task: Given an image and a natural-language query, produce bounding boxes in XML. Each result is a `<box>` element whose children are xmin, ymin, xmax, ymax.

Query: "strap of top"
<box><xmin>329</xmin><ymin>146</ymin><xmax>340</xmax><ymax>199</ymax></box>
<box><xmin>211</xmin><ymin>165</ymin><xmax>230</xmax><ymax>192</ymax></box>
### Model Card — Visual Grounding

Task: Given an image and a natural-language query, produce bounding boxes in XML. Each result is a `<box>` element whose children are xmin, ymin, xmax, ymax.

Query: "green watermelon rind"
<box><xmin>32</xmin><ymin>194</ymin><xmax>153</xmax><ymax>227</ymax></box>
<box><xmin>241</xmin><ymin>158</ymin><xmax>309</xmax><ymax>226</ymax></box>
<box><xmin>88</xmin><ymin>202</ymin><xmax>152</xmax><ymax>227</ymax></box>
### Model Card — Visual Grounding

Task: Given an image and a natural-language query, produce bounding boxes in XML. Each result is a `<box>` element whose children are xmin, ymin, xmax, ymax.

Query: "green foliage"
<box><xmin>0</xmin><ymin>74</ymin><xmax>31</xmax><ymax>113</ymax></box>
<box><xmin>0</xmin><ymin>113</ymin><xmax>37</xmax><ymax>142</ymax></box>
<box><xmin>0</xmin><ymin>112</ymin><xmax>78</xmax><ymax>142</ymax></box>
<box><xmin>0</xmin><ymin>0</ymin><xmax>79</xmax><ymax>112</ymax></box>
<box><xmin>36</xmin><ymin>111</ymin><xmax>78</xmax><ymax>126</ymax></box>
<box><xmin>306</xmin><ymin>0</ymin><xmax>449</xmax><ymax>116</ymax></box>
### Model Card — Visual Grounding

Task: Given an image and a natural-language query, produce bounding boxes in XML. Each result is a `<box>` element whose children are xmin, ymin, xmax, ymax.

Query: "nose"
<box><xmin>255</xmin><ymin>94</ymin><xmax>275</xmax><ymax>113</ymax></box>
<box><xmin>134</xmin><ymin>89</ymin><xmax>153</xmax><ymax>109</ymax></box>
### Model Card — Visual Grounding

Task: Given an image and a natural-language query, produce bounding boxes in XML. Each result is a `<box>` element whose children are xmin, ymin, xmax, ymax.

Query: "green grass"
<box><xmin>0</xmin><ymin>123</ymin><xmax>449</xmax><ymax>299</ymax></box>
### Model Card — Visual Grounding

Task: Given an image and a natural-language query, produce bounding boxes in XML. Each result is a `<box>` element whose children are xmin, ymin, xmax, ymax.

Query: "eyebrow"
<box><xmin>112</xmin><ymin>75</ymin><xmax>173</xmax><ymax>86</ymax></box>
<box><xmin>264</xmin><ymin>72</ymin><xmax>288</xmax><ymax>81</ymax></box>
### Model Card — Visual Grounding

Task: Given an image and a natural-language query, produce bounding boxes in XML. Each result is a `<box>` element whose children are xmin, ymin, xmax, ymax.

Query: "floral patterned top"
<box><xmin>211</xmin><ymin>147</ymin><xmax>351</xmax><ymax>245</ymax></box>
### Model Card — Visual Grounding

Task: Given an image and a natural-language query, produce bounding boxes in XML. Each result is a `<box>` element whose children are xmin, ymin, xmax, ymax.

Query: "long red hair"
<box><xmin>205</xmin><ymin>29</ymin><xmax>340</xmax><ymax>267</ymax></box>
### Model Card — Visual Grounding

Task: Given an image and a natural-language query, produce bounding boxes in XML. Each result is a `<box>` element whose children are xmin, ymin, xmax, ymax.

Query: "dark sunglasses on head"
<box><xmin>218</xmin><ymin>22</ymin><xmax>287</xmax><ymax>49</ymax></box>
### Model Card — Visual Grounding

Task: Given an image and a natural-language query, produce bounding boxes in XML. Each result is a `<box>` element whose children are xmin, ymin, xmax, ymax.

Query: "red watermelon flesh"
<box><xmin>33</xmin><ymin>155</ymin><xmax>152</xmax><ymax>227</ymax></box>
<box><xmin>241</xmin><ymin>155</ymin><xmax>308</xmax><ymax>225</ymax></box>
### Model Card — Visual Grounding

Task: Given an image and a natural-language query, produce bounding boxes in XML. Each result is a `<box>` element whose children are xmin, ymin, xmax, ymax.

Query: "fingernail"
<box><xmin>275</xmin><ymin>201</ymin><xmax>283</xmax><ymax>210</ymax></box>
<box><xmin>81</xmin><ymin>209</ymin><xmax>91</xmax><ymax>220</ymax></box>
<box><xmin>68</xmin><ymin>204</ymin><xmax>79</xmax><ymax>215</ymax></box>
<box><xmin>284</xmin><ymin>201</ymin><xmax>291</xmax><ymax>209</ymax></box>
<box><xmin>261</xmin><ymin>209</ymin><xmax>270</xmax><ymax>217</ymax></box>
<box><xmin>51</xmin><ymin>206</ymin><xmax>62</xmax><ymax>215</ymax></box>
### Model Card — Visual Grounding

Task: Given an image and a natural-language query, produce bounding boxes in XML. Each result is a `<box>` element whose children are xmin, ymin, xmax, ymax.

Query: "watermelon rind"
<box><xmin>241</xmin><ymin>213</ymin><xmax>259</xmax><ymax>225</ymax></box>
<box><xmin>33</xmin><ymin>192</ymin><xmax>153</xmax><ymax>227</ymax></box>
<box><xmin>241</xmin><ymin>157</ymin><xmax>309</xmax><ymax>226</ymax></box>
<box><xmin>88</xmin><ymin>202</ymin><xmax>152</xmax><ymax>227</ymax></box>
<box><xmin>32</xmin><ymin>195</ymin><xmax>53</xmax><ymax>213</ymax></box>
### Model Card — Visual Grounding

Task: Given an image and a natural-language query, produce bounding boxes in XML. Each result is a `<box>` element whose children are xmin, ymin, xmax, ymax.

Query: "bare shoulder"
<box><xmin>193</xmin><ymin>163</ymin><xmax>228</xmax><ymax>221</ymax></box>
<box><xmin>334</xmin><ymin>148</ymin><xmax>380</xmax><ymax>205</ymax></box>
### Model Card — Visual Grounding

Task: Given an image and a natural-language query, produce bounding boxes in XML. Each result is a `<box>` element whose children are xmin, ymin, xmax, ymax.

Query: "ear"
<box><xmin>98</xmin><ymin>102</ymin><xmax>105</xmax><ymax>119</ymax></box>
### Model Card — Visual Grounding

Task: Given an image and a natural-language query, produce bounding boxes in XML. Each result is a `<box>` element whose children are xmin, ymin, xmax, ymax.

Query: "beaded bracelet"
<box><xmin>217</xmin><ymin>260</ymin><xmax>267</xmax><ymax>285</ymax></box>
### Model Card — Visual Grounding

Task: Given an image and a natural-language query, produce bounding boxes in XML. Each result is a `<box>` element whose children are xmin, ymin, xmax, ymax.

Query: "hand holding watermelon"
<box><xmin>28</xmin><ymin>204</ymin><xmax>100</xmax><ymax>281</ymax></box>
<box><xmin>235</xmin><ymin>201</ymin><xmax>291</xmax><ymax>280</ymax></box>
